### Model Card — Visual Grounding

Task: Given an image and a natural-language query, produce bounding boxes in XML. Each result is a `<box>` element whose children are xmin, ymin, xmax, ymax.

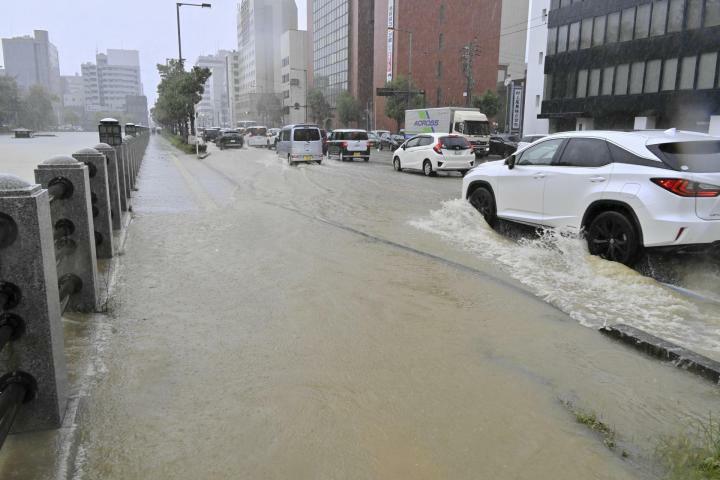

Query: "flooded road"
<box><xmin>1</xmin><ymin>134</ymin><xmax>719</xmax><ymax>479</ymax></box>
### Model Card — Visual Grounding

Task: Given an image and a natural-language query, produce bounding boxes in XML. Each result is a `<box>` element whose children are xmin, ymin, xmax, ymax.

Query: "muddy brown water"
<box><xmin>0</xmin><ymin>134</ymin><xmax>718</xmax><ymax>479</ymax></box>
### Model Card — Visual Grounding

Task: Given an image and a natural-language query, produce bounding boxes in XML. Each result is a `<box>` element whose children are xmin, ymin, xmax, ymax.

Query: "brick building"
<box><xmin>372</xmin><ymin>0</ymin><xmax>503</xmax><ymax>131</ymax></box>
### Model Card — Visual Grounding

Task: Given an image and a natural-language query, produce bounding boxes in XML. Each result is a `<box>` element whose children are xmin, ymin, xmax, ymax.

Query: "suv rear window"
<box><xmin>294</xmin><ymin>128</ymin><xmax>321</xmax><ymax>141</ymax></box>
<box><xmin>440</xmin><ymin>136</ymin><xmax>470</xmax><ymax>150</ymax></box>
<box><xmin>337</xmin><ymin>131</ymin><xmax>368</xmax><ymax>140</ymax></box>
<box><xmin>653</xmin><ymin>141</ymin><xmax>720</xmax><ymax>172</ymax></box>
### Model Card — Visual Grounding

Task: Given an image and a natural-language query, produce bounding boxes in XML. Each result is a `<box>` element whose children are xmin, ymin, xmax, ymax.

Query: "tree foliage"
<box><xmin>256</xmin><ymin>93</ymin><xmax>283</xmax><ymax>126</ymax></box>
<box><xmin>152</xmin><ymin>59</ymin><xmax>211</xmax><ymax>139</ymax></box>
<box><xmin>18</xmin><ymin>85</ymin><xmax>56</xmax><ymax>130</ymax></box>
<box><xmin>307</xmin><ymin>88</ymin><xmax>331</xmax><ymax>126</ymax></box>
<box><xmin>336</xmin><ymin>91</ymin><xmax>362</xmax><ymax>127</ymax></box>
<box><xmin>383</xmin><ymin>76</ymin><xmax>424</xmax><ymax>131</ymax></box>
<box><xmin>472</xmin><ymin>89</ymin><xmax>501</xmax><ymax>118</ymax></box>
<box><xmin>0</xmin><ymin>77</ymin><xmax>21</xmax><ymax>126</ymax></box>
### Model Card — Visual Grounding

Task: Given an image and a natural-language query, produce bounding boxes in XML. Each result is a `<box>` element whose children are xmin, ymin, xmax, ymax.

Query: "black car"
<box><xmin>203</xmin><ymin>128</ymin><xmax>222</xmax><ymax>142</ymax></box>
<box><xmin>217</xmin><ymin>132</ymin><xmax>244</xmax><ymax>150</ymax></box>
<box><xmin>378</xmin><ymin>133</ymin><xmax>406</xmax><ymax>151</ymax></box>
<box><xmin>489</xmin><ymin>134</ymin><xmax>519</xmax><ymax>157</ymax></box>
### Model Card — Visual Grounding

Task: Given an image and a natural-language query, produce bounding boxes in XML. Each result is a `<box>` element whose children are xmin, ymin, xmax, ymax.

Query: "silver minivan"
<box><xmin>276</xmin><ymin>124</ymin><xmax>324</xmax><ymax>165</ymax></box>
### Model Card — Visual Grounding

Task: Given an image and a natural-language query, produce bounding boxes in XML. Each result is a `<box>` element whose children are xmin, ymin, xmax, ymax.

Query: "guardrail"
<box><xmin>0</xmin><ymin>124</ymin><xmax>149</xmax><ymax>447</ymax></box>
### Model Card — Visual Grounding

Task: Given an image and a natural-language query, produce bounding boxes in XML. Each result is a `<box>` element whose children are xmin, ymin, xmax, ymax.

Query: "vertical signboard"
<box><xmin>386</xmin><ymin>1</ymin><xmax>394</xmax><ymax>82</ymax></box>
<box><xmin>511</xmin><ymin>85</ymin><xmax>524</xmax><ymax>132</ymax></box>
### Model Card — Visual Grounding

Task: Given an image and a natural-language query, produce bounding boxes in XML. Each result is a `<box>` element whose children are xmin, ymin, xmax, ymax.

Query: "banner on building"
<box><xmin>386</xmin><ymin>1</ymin><xmax>394</xmax><ymax>82</ymax></box>
<box><xmin>511</xmin><ymin>85</ymin><xmax>523</xmax><ymax>132</ymax></box>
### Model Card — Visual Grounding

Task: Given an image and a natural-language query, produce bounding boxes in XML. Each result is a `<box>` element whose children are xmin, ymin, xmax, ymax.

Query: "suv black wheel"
<box><xmin>586</xmin><ymin>211</ymin><xmax>641</xmax><ymax>266</ymax></box>
<box><xmin>468</xmin><ymin>187</ymin><xmax>497</xmax><ymax>227</ymax></box>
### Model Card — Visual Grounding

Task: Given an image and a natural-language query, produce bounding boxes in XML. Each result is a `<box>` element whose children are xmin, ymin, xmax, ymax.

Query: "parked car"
<box><xmin>462</xmin><ymin>129</ymin><xmax>720</xmax><ymax>266</ymax></box>
<box><xmin>517</xmin><ymin>134</ymin><xmax>547</xmax><ymax>150</ymax></box>
<box><xmin>489</xmin><ymin>134</ymin><xmax>520</xmax><ymax>157</ymax></box>
<box><xmin>276</xmin><ymin>124</ymin><xmax>324</xmax><ymax>165</ymax></box>
<box><xmin>367</xmin><ymin>132</ymin><xmax>380</xmax><ymax>150</ymax></box>
<box><xmin>245</xmin><ymin>126</ymin><xmax>269</xmax><ymax>148</ymax></box>
<box><xmin>393</xmin><ymin>133</ymin><xmax>475</xmax><ymax>176</ymax></box>
<box><xmin>268</xmin><ymin>128</ymin><xmax>281</xmax><ymax>149</ymax></box>
<box><xmin>327</xmin><ymin>129</ymin><xmax>371</xmax><ymax>162</ymax></box>
<box><xmin>379</xmin><ymin>133</ymin><xmax>405</xmax><ymax>151</ymax></box>
<box><xmin>217</xmin><ymin>132</ymin><xmax>244</xmax><ymax>150</ymax></box>
<box><xmin>371</xmin><ymin>130</ymin><xmax>390</xmax><ymax>149</ymax></box>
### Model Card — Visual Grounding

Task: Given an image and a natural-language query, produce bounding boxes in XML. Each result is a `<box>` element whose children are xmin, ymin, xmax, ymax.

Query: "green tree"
<box><xmin>336</xmin><ymin>90</ymin><xmax>361</xmax><ymax>127</ymax></box>
<box><xmin>472</xmin><ymin>89</ymin><xmax>501</xmax><ymax>118</ymax></box>
<box><xmin>383</xmin><ymin>76</ymin><xmax>424</xmax><ymax>131</ymax></box>
<box><xmin>18</xmin><ymin>85</ymin><xmax>56</xmax><ymax>130</ymax></box>
<box><xmin>63</xmin><ymin>109</ymin><xmax>80</xmax><ymax>126</ymax></box>
<box><xmin>307</xmin><ymin>88</ymin><xmax>331</xmax><ymax>126</ymax></box>
<box><xmin>0</xmin><ymin>77</ymin><xmax>21</xmax><ymax>126</ymax></box>
<box><xmin>153</xmin><ymin>59</ymin><xmax>211</xmax><ymax>140</ymax></box>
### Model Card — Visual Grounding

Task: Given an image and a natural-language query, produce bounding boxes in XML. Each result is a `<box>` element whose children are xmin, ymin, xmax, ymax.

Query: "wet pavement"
<box><xmin>1</xmin><ymin>134</ymin><xmax>719</xmax><ymax>479</ymax></box>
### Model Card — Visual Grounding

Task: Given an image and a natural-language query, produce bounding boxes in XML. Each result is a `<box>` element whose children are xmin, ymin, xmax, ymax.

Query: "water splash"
<box><xmin>410</xmin><ymin>199</ymin><xmax>720</xmax><ymax>355</ymax></box>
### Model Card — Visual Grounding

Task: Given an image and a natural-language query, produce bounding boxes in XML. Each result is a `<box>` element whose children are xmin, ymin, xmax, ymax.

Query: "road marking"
<box><xmin>165</xmin><ymin>143</ymin><xmax>218</xmax><ymax>211</ymax></box>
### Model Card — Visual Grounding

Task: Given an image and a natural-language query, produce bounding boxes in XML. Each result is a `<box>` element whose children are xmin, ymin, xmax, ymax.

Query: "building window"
<box><xmin>539</xmin><ymin>51</ymin><xmax>544</xmax><ymax>64</ymax></box>
<box><xmin>687</xmin><ymin>0</ymin><xmax>703</xmax><ymax>28</ymax></box>
<box><xmin>630</xmin><ymin>61</ymin><xmax>645</xmax><ymax>93</ymax></box>
<box><xmin>645</xmin><ymin>59</ymin><xmax>662</xmax><ymax>92</ymax></box>
<box><xmin>580</xmin><ymin>18</ymin><xmax>593</xmax><ymax>48</ymax></box>
<box><xmin>635</xmin><ymin>3</ymin><xmax>651</xmax><ymax>38</ymax></box>
<box><xmin>602</xmin><ymin>66</ymin><xmax>615</xmax><ymax>95</ymax></box>
<box><xmin>588</xmin><ymin>68</ymin><xmax>601</xmax><ymax>96</ymax></box>
<box><xmin>544</xmin><ymin>74</ymin><xmax>553</xmax><ymax>99</ymax></box>
<box><xmin>561</xmin><ymin>0</ymin><xmax>571</xmax><ymax>7</ymax></box>
<box><xmin>592</xmin><ymin>16</ymin><xmax>606</xmax><ymax>46</ymax></box>
<box><xmin>557</xmin><ymin>24</ymin><xmax>569</xmax><ymax>52</ymax></box>
<box><xmin>615</xmin><ymin>63</ymin><xmax>630</xmax><ymax>94</ymax></box>
<box><xmin>439</xmin><ymin>3</ymin><xmax>445</xmax><ymax>21</ymax></box>
<box><xmin>706</xmin><ymin>0</ymin><xmax>720</xmax><ymax>26</ymax></box>
<box><xmin>620</xmin><ymin>7</ymin><xmax>636</xmax><ymax>41</ymax></box>
<box><xmin>697</xmin><ymin>52</ymin><xmax>717</xmax><ymax>88</ymax></box>
<box><xmin>651</xmin><ymin>0</ymin><xmax>668</xmax><ymax>36</ymax></box>
<box><xmin>566</xmin><ymin>71</ymin><xmax>577</xmax><ymax>98</ymax></box>
<box><xmin>436</xmin><ymin>87</ymin><xmax>442</xmax><ymax>106</ymax></box>
<box><xmin>551</xmin><ymin>0</ymin><xmax>559</xmax><ymax>10</ymax></box>
<box><xmin>667</xmin><ymin>0</ymin><xmax>685</xmax><ymax>31</ymax></box>
<box><xmin>536</xmin><ymin>94</ymin><xmax>541</xmax><ymax>107</ymax></box>
<box><xmin>662</xmin><ymin>57</ymin><xmax>679</xmax><ymax>90</ymax></box>
<box><xmin>568</xmin><ymin>21</ymin><xmax>580</xmax><ymax>50</ymax></box>
<box><xmin>437</xmin><ymin>60</ymin><xmax>442</xmax><ymax>79</ymax></box>
<box><xmin>606</xmin><ymin>12</ymin><xmax>621</xmax><ymax>43</ymax></box>
<box><xmin>439</xmin><ymin>33</ymin><xmax>444</xmax><ymax>49</ymax></box>
<box><xmin>547</xmin><ymin>27</ymin><xmax>558</xmax><ymax>54</ymax></box>
<box><xmin>577</xmin><ymin>69</ymin><xmax>588</xmax><ymax>97</ymax></box>
<box><xmin>679</xmin><ymin>55</ymin><xmax>697</xmax><ymax>89</ymax></box>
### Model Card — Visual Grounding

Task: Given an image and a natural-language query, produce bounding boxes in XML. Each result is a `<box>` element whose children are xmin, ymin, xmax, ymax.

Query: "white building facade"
<box><xmin>1</xmin><ymin>30</ymin><xmax>61</xmax><ymax>96</ymax></box>
<box><xmin>236</xmin><ymin>0</ymin><xmax>297</xmax><ymax>121</ymax></box>
<box><xmin>522</xmin><ymin>0</ymin><xmax>550</xmax><ymax>135</ymax></box>
<box><xmin>280</xmin><ymin>30</ymin><xmax>308</xmax><ymax>125</ymax></box>
<box><xmin>82</xmin><ymin>49</ymin><xmax>143</xmax><ymax>112</ymax></box>
<box><xmin>196</xmin><ymin>51</ymin><xmax>232</xmax><ymax>127</ymax></box>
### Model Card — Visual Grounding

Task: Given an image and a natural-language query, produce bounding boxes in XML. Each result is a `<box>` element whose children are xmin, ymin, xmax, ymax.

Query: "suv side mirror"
<box><xmin>506</xmin><ymin>155</ymin><xmax>516</xmax><ymax>170</ymax></box>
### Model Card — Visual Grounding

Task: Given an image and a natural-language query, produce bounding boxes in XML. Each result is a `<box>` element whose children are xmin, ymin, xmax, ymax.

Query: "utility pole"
<box><xmin>461</xmin><ymin>40</ymin><xmax>480</xmax><ymax>107</ymax></box>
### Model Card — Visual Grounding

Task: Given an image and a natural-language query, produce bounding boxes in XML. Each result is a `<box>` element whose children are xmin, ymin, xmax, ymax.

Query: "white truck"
<box><xmin>404</xmin><ymin>107</ymin><xmax>491</xmax><ymax>157</ymax></box>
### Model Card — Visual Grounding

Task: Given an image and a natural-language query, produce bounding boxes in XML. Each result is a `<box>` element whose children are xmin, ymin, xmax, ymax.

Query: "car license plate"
<box><xmin>353</xmin><ymin>152</ymin><xmax>360</xmax><ymax>157</ymax></box>
<box><xmin>454</xmin><ymin>150</ymin><xmax>461</xmax><ymax>155</ymax></box>
<box><xmin>303</xmin><ymin>155</ymin><xmax>312</xmax><ymax>160</ymax></box>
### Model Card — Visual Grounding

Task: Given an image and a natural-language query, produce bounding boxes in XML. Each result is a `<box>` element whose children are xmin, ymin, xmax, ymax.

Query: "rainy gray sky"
<box><xmin>0</xmin><ymin>0</ymin><xmax>307</xmax><ymax>105</ymax></box>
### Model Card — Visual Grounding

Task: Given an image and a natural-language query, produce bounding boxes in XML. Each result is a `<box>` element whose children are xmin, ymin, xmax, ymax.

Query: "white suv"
<box><xmin>393</xmin><ymin>133</ymin><xmax>476</xmax><ymax>176</ymax></box>
<box><xmin>462</xmin><ymin>129</ymin><xmax>720</xmax><ymax>265</ymax></box>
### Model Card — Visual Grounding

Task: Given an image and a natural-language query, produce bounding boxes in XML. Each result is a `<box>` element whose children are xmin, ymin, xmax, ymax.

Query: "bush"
<box><xmin>162</xmin><ymin>131</ymin><xmax>206</xmax><ymax>154</ymax></box>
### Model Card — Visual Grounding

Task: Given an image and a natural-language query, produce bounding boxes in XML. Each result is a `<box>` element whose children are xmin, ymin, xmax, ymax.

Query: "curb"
<box><xmin>600</xmin><ymin>324</ymin><xmax>720</xmax><ymax>384</ymax></box>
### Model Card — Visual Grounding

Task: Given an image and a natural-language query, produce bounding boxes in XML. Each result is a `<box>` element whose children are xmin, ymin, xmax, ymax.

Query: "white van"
<box><xmin>276</xmin><ymin>124</ymin><xmax>324</xmax><ymax>165</ymax></box>
<box><xmin>246</xmin><ymin>126</ymin><xmax>269</xmax><ymax>148</ymax></box>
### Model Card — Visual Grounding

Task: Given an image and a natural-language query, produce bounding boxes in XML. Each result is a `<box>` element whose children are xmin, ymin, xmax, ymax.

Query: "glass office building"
<box><xmin>541</xmin><ymin>0</ymin><xmax>720</xmax><ymax>131</ymax></box>
<box><xmin>311</xmin><ymin>0</ymin><xmax>350</xmax><ymax>107</ymax></box>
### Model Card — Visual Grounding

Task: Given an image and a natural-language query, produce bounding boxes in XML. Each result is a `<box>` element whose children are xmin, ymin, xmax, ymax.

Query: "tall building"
<box><xmin>227</xmin><ymin>51</ymin><xmax>242</xmax><ymax>126</ymax></box>
<box><xmin>307</xmin><ymin>0</ymin><xmax>375</xmax><ymax>124</ymax></box>
<box><xmin>1</xmin><ymin>30</ymin><xmax>61</xmax><ymax>95</ymax></box>
<box><xmin>541</xmin><ymin>0</ymin><xmax>720</xmax><ymax>132</ymax></box>
<box><xmin>280</xmin><ymin>30</ymin><xmax>309</xmax><ymax>125</ymax></box>
<box><xmin>196</xmin><ymin>51</ymin><xmax>232</xmax><ymax>127</ymax></box>
<box><xmin>61</xmin><ymin>74</ymin><xmax>85</xmax><ymax>108</ymax></box>
<box><xmin>498</xmin><ymin>0</ymin><xmax>530</xmax><ymax>84</ymax></box>
<box><xmin>372</xmin><ymin>0</ymin><xmax>502</xmax><ymax>131</ymax></box>
<box><xmin>522</xmin><ymin>0</ymin><xmax>550</xmax><ymax>135</ymax></box>
<box><xmin>82</xmin><ymin>49</ymin><xmax>143</xmax><ymax>112</ymax></box>
<box><xmin>236</xmin><ymin>0</ymin><xmax>298</xmax><ymax>121</ymax></box>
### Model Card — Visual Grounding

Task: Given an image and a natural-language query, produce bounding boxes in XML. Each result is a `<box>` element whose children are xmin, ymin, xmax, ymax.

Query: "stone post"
<box><xmin>93</xmin><ymin>143</ymin><xmax>122</xmax><ymax>231</ymax></box>
<box><xmin>35</xmin><ymin>156</ymin><xmax>99</xmax><ymax>312</ymax></box>
<box><xmin>123</xmin><ymin>136</ymin><xmax>136</xmax><ymax>191</ymax></box>
<box><xmin>72</xmin><ymin>148</ymin><xmax>113</xmax><ymax>259</ymax></box>
<box><xmin>0</xmin><ymin>174</ymin><xmax>68</xmax><ymax>432</ymax></box>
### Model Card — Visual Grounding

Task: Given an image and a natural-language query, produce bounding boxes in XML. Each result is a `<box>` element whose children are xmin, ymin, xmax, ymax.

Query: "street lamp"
<box><xmin>290</xmin><ymin>68</ymin><xmax>308</xmax><ymax>123</ymax></box>
<box><xmin>176</xmin><ymin>2</ymin><xmax>211</xmax><ymax>64</ymax></box>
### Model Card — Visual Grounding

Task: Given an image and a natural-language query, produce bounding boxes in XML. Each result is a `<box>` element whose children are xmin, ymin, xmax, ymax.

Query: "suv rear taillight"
<box><xmin>651</xmin><ymin>178</ymin><xmax>720</xmax><ymax>197</ymax></box>
<box><xmin>433</xmin><ymin>142</ymin><xmax>443</xmax><ymax>154</ymax></box>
